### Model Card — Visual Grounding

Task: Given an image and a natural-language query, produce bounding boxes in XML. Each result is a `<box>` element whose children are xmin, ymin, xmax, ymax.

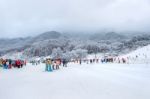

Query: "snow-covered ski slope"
<box><xmin>120</xmin><ymin>45</ymin><xmax>150</xmax><ymax>64</ymax></box>
<box><xmin>0</xmin><ymin>62</ymin><xmax>150</xmax><ymax>99</ymax></box>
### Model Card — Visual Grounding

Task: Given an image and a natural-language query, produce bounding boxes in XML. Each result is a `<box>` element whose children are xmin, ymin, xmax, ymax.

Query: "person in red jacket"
<box><xmin>16</xmin><ymin>60</ymin><xmax>21</xmax><ymax>68</ymax></box>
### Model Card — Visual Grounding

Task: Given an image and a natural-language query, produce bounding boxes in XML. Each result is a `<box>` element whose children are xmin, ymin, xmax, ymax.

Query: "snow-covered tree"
<box><xmin>51</xmin><ymin>47</ymin><xmax>63</xmax><ymax>59</ymax></box>
<box><xmin>71</xmin><ymin>49</ymin><xmax>88</xmax><ymax>59</ymax></box>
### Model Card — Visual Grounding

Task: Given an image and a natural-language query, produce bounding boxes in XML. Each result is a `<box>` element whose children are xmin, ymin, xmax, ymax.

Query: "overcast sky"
<box><xmin>0</xmin><ymin>0</ymin><xmax>150</xmax><ymax>38</ymax></box>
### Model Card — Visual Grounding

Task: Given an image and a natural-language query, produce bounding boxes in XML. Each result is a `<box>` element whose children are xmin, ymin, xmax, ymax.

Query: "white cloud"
<box><xmin>0</xmin><ymin>0</ymin><xmax>150</xmax><ymax>38</ymax></box>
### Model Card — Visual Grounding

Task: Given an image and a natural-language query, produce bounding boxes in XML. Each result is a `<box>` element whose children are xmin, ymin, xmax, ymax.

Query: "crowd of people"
<box><xmin>29</xmin><ymin>58</ymin><xmax>69</xmax><ymax>72</ymax></box>
<box><xmin>0</xmin><ymin>54</ymin><xmax>142</xmax><ymax>72</ymax></box>
<box><xmin>73</xmin><ymin>57</ymin><xmax>128</xmax><ymax>65</ymax></box>
<box><xmin>101</xmin><ymin>57</ymin><xmax>127</xmax><ymax>64</ymax></box>
<box><xmin>45</xmin><ymin>58</ymin><xmax>68</xmax><ymax>72</ymax></box>
<box><xmin>0</xmin><ymin>58</ymin><xmax>27</xmax><ymax>69</ymax></box>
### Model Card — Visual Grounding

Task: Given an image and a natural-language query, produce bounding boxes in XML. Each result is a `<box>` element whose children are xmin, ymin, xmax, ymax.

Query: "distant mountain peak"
<box><xmin>90</xmin><ymin>32</ymin><xmax>127</xmax><ymax>41</ymax></box>
<box><xmin>33</xmin><ymin>31</ymin><xmax>62</xmax><ymax>42</ymax></box>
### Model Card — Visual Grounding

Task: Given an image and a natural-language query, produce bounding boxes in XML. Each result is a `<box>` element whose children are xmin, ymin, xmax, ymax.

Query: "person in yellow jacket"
<box><xmin>45</xmin><ymin>58</ymin><xmax>52</xmax><ymax>72</ymax></box>
<box><xmin>0</xmin><ymin>58</ymin><xmax>3</xmax><ymax>67</ymax></box>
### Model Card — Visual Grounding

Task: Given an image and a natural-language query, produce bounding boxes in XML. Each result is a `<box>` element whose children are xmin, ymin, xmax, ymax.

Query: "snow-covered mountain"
<box><xmin>32</xmin><ymin>31</ymin><xmax>62</xmax><ymax>42</ymax></box>
<box><xmin>0</xmin><ymin>37</ymin><xmax>32</xmax><ymax>53</ymax></box>
<box><xmin>0</xmin><ymin>31</ymin><xmax>150</xmax><ymax>58</ymax></box>
<box><xmin>90</xmin><ymin>32</ymin><xmax>128</xmax><ymax>41</ymax></box>
<box><xmin>0</xmin><ymin>31</ymin><xmax>63</xmax><ymax>55</ymax></box>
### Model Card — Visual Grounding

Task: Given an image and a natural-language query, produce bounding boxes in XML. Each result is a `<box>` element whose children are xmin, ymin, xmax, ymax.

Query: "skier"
<box><xmin>16</xmin><ymin>60</ymin><xmax>21</xmax><ymax>68</ymax></box>
<box><xmin>122</xmin><ymin>58</ymin><xmax>126</xmax><ymax>64</ymax></box>
<box><xmin>55</xmin><ymin>59</ymin><xmax>60</xmax><ymax>70</ymax></box>
<box><xmin>24</xmin><ymin>60</ymin><xmax>27</xmax><ymax>66</ymax></box>
<box><xmin>38</xmin><ymin>60</ymin><xmax>40</xmax><ymax>64</ymax></box>
<box><xmin>45</xmin><ymin>58</ymin><xmax>52</xmax><ymax>72</ymax></box>
<box><xmin>2</xmin><ymin>59</ymin><xmax>7</xmax><ymax>69</ymax></box>
<box><xmin>79</xmin><ymin>59</ymin><xmax>82</xmax><ymax>65</ymax></box>
<box><xmin>8</xmin><ymin>59</ymin><xmax>12</xmax><ymax>69</ymax></box>
<box><xmin>20</xmin><ymin>60</ymin><xmax>24</xmax><ymax>68</ymax></box>
<box><xmin>0</xmin><ymin>58</ymin><xmax>3</xmax><ymax>68</ymax></box>
<box><xmin>62</xmin><ymin>59</ymin><xmax>67</xmax><ymax>67</ymax></box>
<box><xmin>52</xmin><ymin>60</ymin><xmax>56</xmax><ymax>70</ymax></box>
<box><xmin>86</xmin><ymin>59</ymin><xmax>89</xmax><ymax>64</ymax></box>
<box><xmin>35</xmin><ymin>60</ymin><xmax>37</xmax><ymax>65</ymax></box>
<box><xmin>96</xmin><ymin>59</ymin><xmax>99</xmax><ymax>63</ymax></box>
<box><xmin>6</xmin><ymin>59</ymin><xmax>9</xmax><ymax>69</ymax></box>
<box><xmin>90</xmin><ymin>59</ymin><xmax>93</xmax><ymax>64</ymax></box>
<box><xmin>101</xmin><ymin>59</ymin><xmax>104</xmax><ymax>63</ymax></box>
<box><xmin>118</xmin><ymin>58</ymin><xmax>120</xmax><ymax>63</ymax></box>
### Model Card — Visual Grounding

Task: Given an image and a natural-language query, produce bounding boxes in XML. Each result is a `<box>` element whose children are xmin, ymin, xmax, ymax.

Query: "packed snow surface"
<box><xmin>0</xmin><ymin>63</ymin><xmax>150</xmax><ymax>99</ymax></box>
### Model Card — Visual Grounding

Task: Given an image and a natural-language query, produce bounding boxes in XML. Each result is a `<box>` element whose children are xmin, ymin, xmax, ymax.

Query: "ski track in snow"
<box><xmin>0</xmin><ymin>63</ymin><xmax>150</xmax><ymax>99</ymax></box>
